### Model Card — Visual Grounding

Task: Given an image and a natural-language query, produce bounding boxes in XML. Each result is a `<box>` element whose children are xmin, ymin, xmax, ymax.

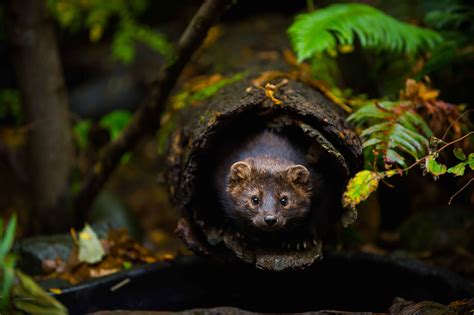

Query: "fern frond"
<box><xmin>348</xmin><ymin>101</ymin><xmax>433</xmax><ymax>169</ymax></box>
<box><xmin>288</xmin><ymin>3</ymin><xmax>443</xmax><ymax>62</ymax></box>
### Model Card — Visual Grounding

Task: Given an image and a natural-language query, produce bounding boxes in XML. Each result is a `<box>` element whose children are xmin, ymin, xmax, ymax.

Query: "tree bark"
<box><xmin>5</xmin><ymin>0</ymin><xmax>73</xmax><ymax>233</ymax></box>
<box><xmin>74</xmin><ymin>0</ymin><xmax>234</xmax><ymax>223</ymax></box>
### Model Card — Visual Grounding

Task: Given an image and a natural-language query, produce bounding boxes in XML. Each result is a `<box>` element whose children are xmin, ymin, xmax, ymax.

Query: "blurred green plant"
<box><xmin>0</xmin><ymin>89</ymin><xmax>22</xmax><ymax>125</ymax></box>
<box><xmin>73</xmin><ymin>109</ymin><xmax>131</xmax><ymax>150</ymax></box>
<box><xmin>420</xmin><ymin>2</ymin><xmax>473</xmax><ymax>77</ymax></box>
<box><xmin>99</xmin><ymin>109</ymin><xmax>132</xmax><ymax>141</ymax></box>
<box><xmin>47</xmin><ymin>0</ymin><xmax>173</xmax><ymax>63</ymax></box>
<box><xmin>73</xmin><ymin>119</ymin><xmax>92</xmax><ymax>150</ymax></box>
<box><xmin>0</xmin><ymin>215</ymin><xmax>68</xmax><ymax>314</ymax></box>
<box><xmin>0</xmin><ymin>214</ymin><xmax>16</xmax><ymax>312</ymax></box>
<box><xmin>13</xmin><ymin>270</ymin><xmax>68</xmax><ymax>315</ymax></box>
<box><xmin>288</xmin><ymin>3</ymin><xmax>442</xmax><ymax>63</ymax></box>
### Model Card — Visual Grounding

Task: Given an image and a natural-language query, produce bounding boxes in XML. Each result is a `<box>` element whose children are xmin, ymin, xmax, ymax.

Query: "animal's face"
<box><xmin>226</xmin><ymin>159</ymin><xmax>312</xmax><ymax>232</ymax></box>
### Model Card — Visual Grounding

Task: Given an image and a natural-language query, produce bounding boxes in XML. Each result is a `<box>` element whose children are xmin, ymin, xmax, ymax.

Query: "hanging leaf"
<box><xmin>467</xmin><ymin>153</ymin><xmax>474</xmax><ymax>170</ymax></box>
<box><xmin>342</xmin><ymin>170</ymin><xmax>381</xmax><ymax>209</ymax></box>
<box><xmin>447</xmin><ymin>163</ymin><xmax>466</xmax><ymax>176</ymax></box>
<box><xmin>453</xmin><ymin>147</ymin><xmax>466</xmax><ymax>161</ymax></box>
<box><xmin>425</xmin><ymin>155</ymin><xmax>447</xmax><ymax>176</ymax></box>
<box><xmin>77</xmin><ymin>224</ymin><xmax>105</xmax><ymax>264</ymax></box>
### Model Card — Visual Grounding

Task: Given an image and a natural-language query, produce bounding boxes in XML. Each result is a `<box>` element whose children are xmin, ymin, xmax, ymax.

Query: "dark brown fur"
<box><xmin>215</xmin><ymin>131</ymin><xmax>314</xmax><ymax>233</ymax></box>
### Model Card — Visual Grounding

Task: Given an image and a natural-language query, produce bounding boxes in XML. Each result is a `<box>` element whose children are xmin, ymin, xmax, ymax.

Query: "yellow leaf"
<box><xmin>342</xmin><ymin>170</ymin><xmax>381</xmax><ymax>209</ymax></box>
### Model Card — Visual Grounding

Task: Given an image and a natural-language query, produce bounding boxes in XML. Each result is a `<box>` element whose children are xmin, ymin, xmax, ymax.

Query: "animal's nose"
<box><xmin>264</xmin><ymin>216</ymin><xmax>277</xmax><ymax>227</ymax></box>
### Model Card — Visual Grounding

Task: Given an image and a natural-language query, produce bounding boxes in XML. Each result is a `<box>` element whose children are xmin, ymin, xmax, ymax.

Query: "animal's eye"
<box><xmin>280</xmin><ymin>196</ymin><xmax>288</xmax><ymax>206</ymax></box>
<box><xmin>251</xmin><ymin>196</ymin><xmax>260</xmax><ymax>205</ymax></box>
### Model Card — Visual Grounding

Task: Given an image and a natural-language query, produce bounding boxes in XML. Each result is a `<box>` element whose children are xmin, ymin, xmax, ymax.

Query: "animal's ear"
<box><xmin>287</xmin><ymin>165</ymin><xmax>310</xmax><ymax>185</ymax></box>
<box><xmin>230</xmin><ymin>161</ymin><xmax>252</xmax><ymax>182</ymax></box>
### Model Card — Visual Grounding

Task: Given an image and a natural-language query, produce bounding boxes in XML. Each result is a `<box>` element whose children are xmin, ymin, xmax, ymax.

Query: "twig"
<box><xmin>449</xmin><ymin>178</ymin><xmax>474</xmax><ymax>205</ymax></box>
<box><xmin>74</xmin><ymin>0</ymin><xmax>234</xmax><ymax>223</ymax></box>
<box><xmin>401</xmin><ymin>131</ymin><xmax>474</xmax><ymax>173</ymax></box>
<box><xmin>441</xmin><ymin>109</ymin><xmax>474</xmax><ymax>141</ymax></box>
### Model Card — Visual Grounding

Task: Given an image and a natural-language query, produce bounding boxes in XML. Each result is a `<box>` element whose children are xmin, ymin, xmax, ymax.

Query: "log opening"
<box><xmin>169</xmin><ymin>78</ymin><xmax>363</xmax><ymax>270</ymax></box>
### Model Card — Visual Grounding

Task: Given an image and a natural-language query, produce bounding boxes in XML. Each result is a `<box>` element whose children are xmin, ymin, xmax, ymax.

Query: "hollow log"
<box><xmin>167</xmin><ymin>73</ymin><xmax>363</xmax><ymax>270</ymax></box>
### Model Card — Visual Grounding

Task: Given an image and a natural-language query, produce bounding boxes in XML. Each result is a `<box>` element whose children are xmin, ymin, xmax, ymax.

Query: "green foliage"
<box><xmin>112</xmin><ymin>21</ymin><xmax>172</xmax><ymax>64</ymax></box>
<box><xmin>344</xmin><ymin>139</ymin><xmax>474</xmax><ymax>208</ymax></box>
<box><xmin>348</xmin><ymin>101</ymin><xmax>432</xmax><ymax>168</ymax></box>
<box><xmin>425</xmin><ymin>155</ymin><xmax>447</xmax><ymax>176</ymax></box>
<box><xmin>0</xmin><ymin>214</ymin><xmax>17</xmax><ymax>311</ymax></box>
<box><xmin>13</xmin><ymin>270</ymin><xmax>68</xmax><ymax>314</ymax></box>
<box><xmin>424</xmin><ymin>148</ymin><xmax>474</xmax><ymax>178</ymax></box>
<box><xmin>47</xmin><ymin>0</ymin><xmax>172</xmax><ymax>63</ymax></box>
<box><xmin>0</xmin><ymin>89</ymin><xmax>22</xmax><ymax>124</ymax></box>
<box><xmin>288</xmin><ymin>3</ymin><xmax>442</xmax><ymax>62</ymax></box>
<box><xmin>445</xmin><ymin>149</ymin><xmax>474</xmax><ymax>177</ymax></box>
<box><xmin>99</xmin><ymin>109</ymin><xmax>132</xmax><ymax>141</ymax></box>
<box><xmin>73</xmin><ymin>119</ymin><xmax>92</xmax><ymax>150</ymax></box>
<box><xmin>421</xmin><ymin>3</ymin><xmax>474</xmax><ymax>77</ymax></box>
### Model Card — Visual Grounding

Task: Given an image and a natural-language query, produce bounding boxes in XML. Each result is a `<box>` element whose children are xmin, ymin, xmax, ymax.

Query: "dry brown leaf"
<box><xmin>251</xmin><ymin>70</ymin><xmax>288</xmax><ymax>88</ymax></box>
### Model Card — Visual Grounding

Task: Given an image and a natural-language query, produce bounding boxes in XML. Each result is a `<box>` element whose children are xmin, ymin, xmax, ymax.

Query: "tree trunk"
<box><xmin>5</xmin><ymin>0</ymin><xmax>73</xmax><ymax>234</ymax></box>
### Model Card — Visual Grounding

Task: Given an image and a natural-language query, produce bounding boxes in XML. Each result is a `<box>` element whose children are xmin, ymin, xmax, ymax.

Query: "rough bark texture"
<box><xmin>5</xmin><ymin>0</ymin><xmax>73</xmax><ymax>233</ymax></box>
<box><xmin>74</xmin><ymin>0</ymin><xmax>234</xmax><ymax>223</ymax></box>
<box><xmin>167</xmin><ymin>74</ymin><xmax>363</xmax><ymax>270</ymax></box>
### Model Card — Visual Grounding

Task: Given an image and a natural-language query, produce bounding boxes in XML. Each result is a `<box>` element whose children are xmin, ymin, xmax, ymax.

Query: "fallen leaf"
<box><xmin>78</xmin><ymin>224</ymin><xmax>105</xmax><ymax>264</ymax></box>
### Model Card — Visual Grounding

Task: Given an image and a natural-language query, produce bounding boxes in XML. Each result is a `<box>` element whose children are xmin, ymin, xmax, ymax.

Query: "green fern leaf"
<box><xmin>386</xmin><ymin>149</ymin><xmax>407</xmax><ymax>168</ymax></box>
<box><xmin>348</xmin><ymin>101</ymin><xmax>432</xmax><ymax>169</ymax></box>
<box><xmin>289</xmin><ymin>3</ymin><xmax>442</xmax><ymax>62</ymax></box>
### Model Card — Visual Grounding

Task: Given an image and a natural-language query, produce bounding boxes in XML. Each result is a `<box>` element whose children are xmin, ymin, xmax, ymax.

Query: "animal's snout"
<box><xmin>264</xmin><ymin>216</ymin><xmax>277</xmax><ymax>227</ymax></box>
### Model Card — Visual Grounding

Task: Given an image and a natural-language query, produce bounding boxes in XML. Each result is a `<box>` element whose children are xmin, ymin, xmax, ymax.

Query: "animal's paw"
<box><xmin>281</xmin><ymin>239</ymin><xmax>318</xmax><ymax>251</ymax></box>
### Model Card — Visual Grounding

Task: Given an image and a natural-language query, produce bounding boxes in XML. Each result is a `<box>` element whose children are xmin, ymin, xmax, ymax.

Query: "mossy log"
<box><xmin>167</xmin><ymin>74</ymin><xmax>363</xmax><ymax>270</ymax></box>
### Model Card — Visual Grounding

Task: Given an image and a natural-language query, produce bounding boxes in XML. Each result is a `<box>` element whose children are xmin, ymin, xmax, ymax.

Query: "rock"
<box><xmin>15</xmin><ymin>234</ymin><xmax>74</xmax><ymax>276</ymax></box>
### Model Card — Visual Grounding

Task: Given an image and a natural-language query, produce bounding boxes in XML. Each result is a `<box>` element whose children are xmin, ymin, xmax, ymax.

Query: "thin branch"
<box><xmin>401</xmin><ymin>131</ymin><xmax>474</xmax><ymax>173</ymax></box>
<box><xmin>449</xmin><ymin>178</ymin><xmax>474</xmax><ymax>205</ymax></box>
<box><xmin>441</xmin><ymin>109</ymin><xmax>474</xmax><ymax>141</ymax></box>
<box><xmin>74</xmin><ymin>0</ymin><xmax>234</xmax><ymax>223</ymax></box>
